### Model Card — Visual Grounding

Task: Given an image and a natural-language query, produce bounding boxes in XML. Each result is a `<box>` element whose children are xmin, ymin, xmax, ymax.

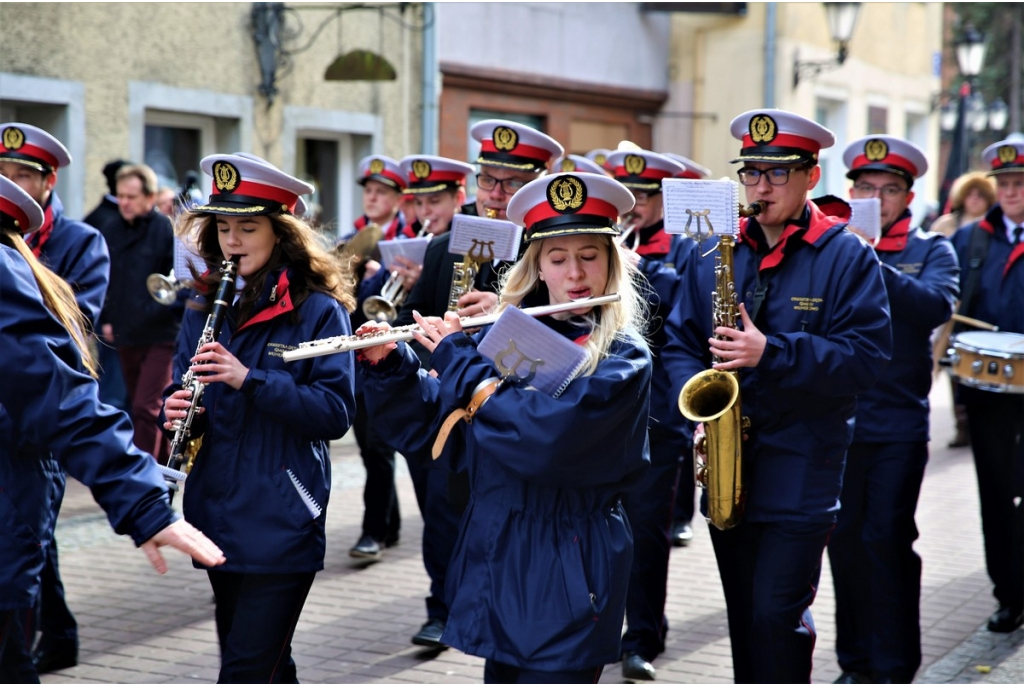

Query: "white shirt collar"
<box><xmin>1003</xmin><ymin>213</ymin><xmax>1024</xmax><ymax>242</ymax></box>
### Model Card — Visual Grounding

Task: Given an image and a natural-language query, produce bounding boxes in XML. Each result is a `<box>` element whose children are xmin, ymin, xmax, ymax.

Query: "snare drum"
<box><xmin>947</xmin><ymin>331</ymin><xmax>1024</xmax><ymax>394</ymax></box>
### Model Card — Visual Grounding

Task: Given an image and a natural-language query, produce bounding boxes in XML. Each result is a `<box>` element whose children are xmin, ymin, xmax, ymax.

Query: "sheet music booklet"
<box><xmin>477</xmin><ymin>306</ymin><xmax>589</xmax><ymax>398</ymax></box>
<box><xmin>848</xmin><ymin>198</ymin><xmax>882</xmax><ymax>241</ymax></box>
<box><xmin>378</xmin><ymin>237</ymin><xmax>432</xmax><ymax>271</ymax></box>
<box><xmin>662</xmin><ymin>178</ymin><xmax>741</xmax><ymax>239</ymax></box>
<box><xmin>449</xmin><ymin>214</ymin><xmax>522</xmax><ymax>261</ymax></box>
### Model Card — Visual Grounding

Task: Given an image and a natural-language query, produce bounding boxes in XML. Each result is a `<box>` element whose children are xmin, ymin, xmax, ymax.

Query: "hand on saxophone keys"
<box><xmin>708</xmin><ymin>303</ymin><xmax>767</xmax><ymax>370</ymax></box>
<box><xmin>455</xmin><ymin>290</ymin><xmax>499</xmax><ymax>319</ymax></box>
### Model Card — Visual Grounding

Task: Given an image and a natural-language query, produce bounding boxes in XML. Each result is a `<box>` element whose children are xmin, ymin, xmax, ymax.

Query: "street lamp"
<box><xmin>955</xmin><ymin>23</ymin><xmax>987</xmax><ymax>80</ymax></box>
<box><xmin>793</xmin><ymin>2</ymin><xmax>862</xmax><ymax>88</ymax></box>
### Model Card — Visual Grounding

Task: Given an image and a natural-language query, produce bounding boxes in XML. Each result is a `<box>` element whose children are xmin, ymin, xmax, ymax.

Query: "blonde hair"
<box><xmin>497</xmin><ymin>235</ymin><xmax>648</xmax><ymax>376</ymax></box>
<box><xmin>0</xmin><ymin>231</ymin><xmax>98</xmax><ymax>377</ymax></box>
<box><xmin>177</xmin><ymin>210</ymin><xmax>357</xmax><ymax>323</ymax></box>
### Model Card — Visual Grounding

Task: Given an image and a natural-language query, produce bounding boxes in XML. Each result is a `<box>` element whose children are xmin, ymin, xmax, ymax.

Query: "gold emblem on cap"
<box><xmin>493</xmin><ymin>126</ymin><xmax>519</xmax><ymax>152</ymax></box>
<box><xmin>213</xmin><ymin>161</ymin><xmax>241</xmax><ymax>193</ymax></box>
<box><xmin>2</xmin><ymin>126</ymin><xmax>25</xmax><ymax>151</ymax></box>
<box><xmin>997</xmin><ymin>145</ymin><xmax>1018</xmax><ymax>164</ymax></box>
<box><xmin>865</xmin><ymin>139</ymin><xmax>889</xmax><ymax>162</ymax></box>
<box><xmin>624</xmin><ymin>154</ymin><xmax>646</xmax><ymax>176</ymax></box>
<box><xmin>412</xmin><ymin>160</ymin><xmax>432</xmax><ymax>180</ymax></box>
<box><xmin>369</xmin><ymin>159</ymin><xmax>385</xmax><ymax>175</ymax></box>
<box><xmin>749</xmin><ymin>115</ymin><xmax>777</xmax><ymax>145</ymax></box>
<box><xmin>547</xmin><ymin>175</ymin><xmax>586</xmax><ymax>214</ymax></box>
<box><xmin>560</xmin><ymin>158</ymin><xmax>576</xmax><ymax>172</ymax></box>
<box><xmin>595</xmin><ymin>154</ymin><xmax>607</xmax><ymax>167</ymax></box>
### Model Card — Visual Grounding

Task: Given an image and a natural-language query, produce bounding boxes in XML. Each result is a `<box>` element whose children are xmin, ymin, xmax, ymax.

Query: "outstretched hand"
<box><xmin>140</xmin><ymin>519</ymin><xmax>226</xmax><ymax>574</ymax></box>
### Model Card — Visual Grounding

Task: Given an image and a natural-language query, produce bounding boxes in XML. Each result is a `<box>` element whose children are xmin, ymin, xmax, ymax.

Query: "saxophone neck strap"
<box><xmin>432</xmin><ymin>378</ymin><xmax>502</xmax><ymax>460</ymax></box>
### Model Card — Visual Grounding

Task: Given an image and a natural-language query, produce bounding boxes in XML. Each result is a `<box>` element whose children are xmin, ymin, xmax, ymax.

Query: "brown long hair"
<box><xmin>0</xmin><ymin>230</ymin><xmax>98</xmax><ymax>377</ymax></box>
<box><xmin>178</xmin><ymin>211</ymin><xmax>356</xmax><ymax>326</ymax></box>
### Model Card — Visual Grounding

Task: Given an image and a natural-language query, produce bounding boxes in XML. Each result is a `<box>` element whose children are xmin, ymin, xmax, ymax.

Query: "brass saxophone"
<box><xmin>447</xmin><ymin>208</ymin><xmax>498</xmax><ymax>311</ymax></box>
<box><xmin>157</xmin><ymin>256</ymin><xmax>239</xmax><ymax>499</ymax></box>
<box><xmin>677</xmin><ymin>200</ymin><xmax>764</xmax><ymax>531</ymax></box>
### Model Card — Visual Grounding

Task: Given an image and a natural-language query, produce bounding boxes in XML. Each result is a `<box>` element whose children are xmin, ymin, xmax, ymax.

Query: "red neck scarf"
<box><xmin>27</xmin><ymin>204</ymin><xmax>55</xmax><ymax>258</ymax></box>
<box><xmin>874</xmin><ymin>211</ymin><xmax>912</xmax><ymax>253</ymax></box>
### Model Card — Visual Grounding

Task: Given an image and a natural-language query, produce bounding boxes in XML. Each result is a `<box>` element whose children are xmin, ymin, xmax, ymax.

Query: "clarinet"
<box><xmin>158</xmin><ymin>256</ymin><xmax>239</xmax><ymax>495</ymax></box>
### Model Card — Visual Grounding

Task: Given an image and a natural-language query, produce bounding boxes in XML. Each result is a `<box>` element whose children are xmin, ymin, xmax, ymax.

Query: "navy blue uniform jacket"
<box><xmin>662</xmin><ymin>202</ymin><xmax>892</xmax><ymax>522</ymax></box>
<box><xmin>361</xmin><ymin>318</ymin><xmax>652</xmax><ymax>670</ymax></box>
<box><xmin>165</xmin><ymin>268</ymin><xmax>356</xmax><ymax>573</ymax></box>
<box><xmin>0</xmin><ymin>245</ymin><xmax>175</xmax><ymax>611</ymax></box>
<box><xmin>951</xmin><ymin>204</ymin><xmax>1024</xmax><ymax>335</ymax></box>
<box><xmin>854</xmin><ymin>213</ymin><xmax>958</xmax><ymax>443</ymax></box>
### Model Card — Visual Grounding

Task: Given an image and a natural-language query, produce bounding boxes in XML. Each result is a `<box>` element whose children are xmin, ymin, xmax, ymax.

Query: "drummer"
<box><xmin>948</xmin><ymin>134</ymin><xmax>1024</xmax><ymax>634</ymax></box>
<box><xmin>828</xmin><ymin>136</ymin><xmax>959</xmax><ymax>683</ymax></box>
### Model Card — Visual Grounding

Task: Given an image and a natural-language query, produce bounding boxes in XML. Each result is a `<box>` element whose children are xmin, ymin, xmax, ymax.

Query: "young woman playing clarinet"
<box><xmin>161</xmin><ymin>154</ymin><xmax>356</xmax><ymax>683</ymax></box>
<box><xmin>357</xmin><ymin>172</ymin><xmax>652</xmax><ymax>683</ymax></box>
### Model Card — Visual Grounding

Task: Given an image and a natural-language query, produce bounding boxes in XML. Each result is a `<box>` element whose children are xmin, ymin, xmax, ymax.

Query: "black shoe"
<box><xmin>622</xmin><ymin>652</ymin><xmax>656</xmax><ymax>681</ymax></box>
<box><xmin>987</xmin><ymin>605</ymin><xmax>1023</xmax><ymax>633</ymax></box>
<box><xmin>348</xmin><ymin>534</ymin><xmax>383</xmax><ymax>561</ymax></box>
<box><xmin>384</xmin><ymin>534</ymin><xmax>400</xmax><ymax>548</ymax></box>
<box><xmin>671</xmin><ymin>520</ymin><xmax>693</xmax><ymax>547</ymax></box>
<box><xmin>411</xmin><ymin>618</ymin><xmax>448</xmax><ymax>649</ymax></box>
<box><xmin>833</xmin><ymin>672</ymin><xmax>873</xmax><ymax>684</ymax></box>
<box><xmin>32</xmin><ymin>643</ymin><xmax>78</xmax><ymax>673</ymax></box>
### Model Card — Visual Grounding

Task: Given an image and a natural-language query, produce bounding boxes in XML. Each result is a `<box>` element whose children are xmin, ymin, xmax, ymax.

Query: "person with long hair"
<box><xmin>357</xmin><ymin>172</ymin><xmax>652</xmax><ymax>683</ymax></box>
<box><xmin>0</xmin><ymin>175</ymin><xmax>225</xmax><ymax>684</ymax></box>
<box><xmin>161</xmin><ymin>154</ymin><xmax>356</xmax><ymax>683</ymax></box>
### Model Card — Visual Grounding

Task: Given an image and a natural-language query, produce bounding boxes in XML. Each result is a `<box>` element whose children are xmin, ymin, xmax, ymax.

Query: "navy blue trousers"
<box><xmin>620</xmin><ymin>434</ymin><xmax>684</xmax><ymax>661</ymax></box>
<box><xmin>828</xmin><ymin>441</ymin><xmax>927</xmax><ymax>682</ymax></box>
<box><xmin>484</xmin><ymin>659</ymin><xmax>604</xmax><ymax>683</ymax></box>
<box><xmin>0</xmin><ymin>611</ymin><xmax>37</xmax><ymax>684</ymax></box>
<box><xmin>33</xmin><ymin>539</ymin><xmax>78</xmax><ymax>652</ymax></box>
<box><xmin>207</xmin><ymin>570</ymin><xmax>315</xmax><ymax>684</ymax></box>
<box><xmin>710</xmin><ymin>519</ymin><xmax>833</xmax><ymax>684</ymax></box>
<box><xmin>352</xmin><ymin>393</ymin><xmax>400</xmax><ymax>543</ymax></box>
<box><xmin>961</xmin><ymin>386</ymin><xmax>1024</xmax><ymax>613</ymax></box>
<box><xmin>673</xmin><ymin>445</ymin><xmax>697</xmax><ymax>524</ymax></box>
<box><xmin>403</xmin><ymin>447</ymin><xmax>462</xmax><ymax>621</ymax></box>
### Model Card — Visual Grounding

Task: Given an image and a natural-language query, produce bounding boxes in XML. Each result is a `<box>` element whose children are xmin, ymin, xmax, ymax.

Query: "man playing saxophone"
<box><xmin>662</xmin><ymin>109</ymin><xmax>893</xmax><ymax>684</ymax></box>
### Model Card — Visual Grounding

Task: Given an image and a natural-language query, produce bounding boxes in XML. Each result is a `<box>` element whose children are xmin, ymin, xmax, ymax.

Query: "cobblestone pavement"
<box><xmin>40</xmin><ymin>382</ymin><xmax>1022</xmax><ymax>684</ymax></box>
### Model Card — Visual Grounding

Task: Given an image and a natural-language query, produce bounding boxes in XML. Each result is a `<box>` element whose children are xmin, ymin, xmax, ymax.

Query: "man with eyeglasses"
<box><xmin>663</xmin><ymin>109</ymin><xmax>893</xmax><ymax>683</ymax></box>
<box><xmin>390</xmin><ymin>120</ymin><xmax>562</xmax><ymax>650</ymax></box>
<box><xmin>948</xmin><ymin>134</ymin><xmax>1024</xmax><ymax>635</ymax></box>
<box><xmin>827</xmin><ymin>136</ymin><xmax>959</xmax><ymax>684</ymax></box>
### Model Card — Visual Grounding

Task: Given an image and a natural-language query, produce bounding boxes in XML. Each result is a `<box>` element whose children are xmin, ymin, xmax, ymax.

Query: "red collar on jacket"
<box><xmin>874</xmin><ymin>211</ymin><xmax>912</xmax><ymax>253</ymax></box>
<box><xmin>27</xmin><ymin>203</ymin><xmax>55</xmax><ymax>258</ymax></box>
<box><xmin>354</xmin><ymin>213</ymin><xmax>407</xmax><ymax>241</ymax></box>
<box><xmin>632</xmin><ymin>220</ymin><xmax>672</xmax><ymax>258</ymax></box>
<box><xmin>238</xmin><ymin>270</ymin><xmax>295</xmax><ymax>332</ymax></box>
<box><xmin>739</xmin><ymin>202</ymin><xmax>839</xmax><ymax>271</ymax></box>
<box><xmin>978</xmin><ymin>206</ymin><xmax>1024</xmax><ymax>278</ymax></box>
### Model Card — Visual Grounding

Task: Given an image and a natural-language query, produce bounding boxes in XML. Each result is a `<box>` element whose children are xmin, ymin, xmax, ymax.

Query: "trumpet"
<box><xmin>448</xmin><ymin>209</ymin><xmax>498</xmax><ymax>311</ymax></box>
<box><xmin>147</xmin><ymin>272</ymin><xmax>192</xmax><ymax>305</ymax></box>
<box><xmin>283</xmin><ymin>294</ymin><xmax>621</xmax><ymax>362</ymax></box>
<box><xmin>362</xmin><ymin>221</ymin><xmax>432</xmax><ymax>323</ymax></box>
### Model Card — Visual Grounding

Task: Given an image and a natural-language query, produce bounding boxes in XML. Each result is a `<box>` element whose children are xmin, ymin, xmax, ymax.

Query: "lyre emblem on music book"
<box><xmin>684</xmin><ymin>208</ymin><xmax>715</xmax><ymax>245</ymax></box>
<box><xmin>494</xmin><ymin>339</ymin><xmax>545</xmax><ymax>385</ymax></box>
<box><xmin>467</xmin><ymin>239</ymin><xmax>496</xmax><ymax>262</ymax></box>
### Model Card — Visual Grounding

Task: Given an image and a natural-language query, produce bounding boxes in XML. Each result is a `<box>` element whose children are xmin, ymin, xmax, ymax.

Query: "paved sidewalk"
<box><xmin>40</xmin><ymin>381</ymin><xmax>1022</xmax><ymax>684</ymax></box>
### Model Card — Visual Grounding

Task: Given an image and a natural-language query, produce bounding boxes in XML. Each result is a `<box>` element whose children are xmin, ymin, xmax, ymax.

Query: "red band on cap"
<box><xmin>365</xmin><ymin>168</ymin><xmax>406</xmax><ymax>188</ymax></box>
<box><xmin>522</xmin><ymin>197</ymin><xmax>620</xmax><ymax>228</ymax></box>
<box><xmin>211</xmin><ymin>179</ymin><xmax>298</xmax><ymax>211</ymax></box>
<box><xmin>4</xmin><ymin>142</ymin><xmax>60</xmax><ymax>169</ymax></box>
<box><xmin>851</xmin><ymin>152</ymin><xmax>918</xmax><ymax>177</ymax></box>
<box><xmin>741</xmin><ymin>132</ymin><xmax>821</xmax><ymax>154</ymax></box>
<box><xmin>481</xmin><ymin>140</ymin><xmax>552</xmax><ymax>163</ymax></box>
<box><xmin>614</xmin><ymin>165</ymin><xmax>672</xmax><ymax>181</ymax></box>
<box><xmin>0</xmin><ymin>196</ymin><xmax>30</xmax><ymax>228</ymax></box>
<box><xmin>993</xmin><ymin>153</ymin><xmax>1024</xmax><ymax>169</ymax></box>
<box><xmin>407</xmin><ymin>170</ymin><xmax>466</xmax><ymax>185</ymax></box>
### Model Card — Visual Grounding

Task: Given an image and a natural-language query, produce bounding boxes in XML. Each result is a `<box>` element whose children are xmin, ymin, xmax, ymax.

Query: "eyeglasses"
<box><xmin>852</xmin><ymin>183</ymin><xmax>908</xmax><ymax>198</ymax></box>
<box><xmin>630</xmin><ymin>190</ymin><xmax>660</xmax><ymax>206</ymax></box>
<box><xmin>476</xmin><ymin>173</ymin><xmax>526</xmax><ymax>195</ymax></box>
<box><xmin>737</xmin><ymin>167</ymin><xmax>804</xmax><ymax>186</ymax></box>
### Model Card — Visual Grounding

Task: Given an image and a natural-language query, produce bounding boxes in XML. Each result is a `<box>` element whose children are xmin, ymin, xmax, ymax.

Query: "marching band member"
<box><xmin>663</xmin><ymin>110</ymin><xmax>892</xmax><ymax>683</ymax></box>
<box><xmin>160</xmin><ymin>154</ymin><xmax>356</xmax><ymax>682</ymax></box>
<box><xmin>829</xmin><ymin>136</ymin><xmax>959</xmax><ymax>683</ymax></box>
<box><xmin>949</xmin><ymin>134</ymin><xmax>1024</xmax><ymax>634</ymax></box>
<box><xmin>357</xmin><ymin>171</ymin><xmax>651</xmax><ymax>683</ymax></box>
<box><xmin>351</xmin><ymin>155</ymin><xmax>409</xmax><ymax>240</ymax></box>
<box><xmin>348</xmin><ymin>155</ymin><xmax>474</xmax><ymax>563</ymax></box>
<box><xmin>390</xmin><ymin>120</ymin><xmax>562</xmax><ymax>649</ymax></box>
<box><xmin>606</xmin><ymin>148</ymin><xmax>690</xmax><ymax>681</ymax></box>
<box><xmin>661</xmin><ymin>151</ymin><xmax>713</xmax><ymax>549</ymax></box>
<box><xmin>0</xmin><ymin>122</ymin><xmax>113</xmax><ymax>674</ymax></box>
<box><xmin>0</xmin><ymin>175</ymin><xmax>225</xmax><ymax>683</ymax></box>
<box><xmin>551</xmin><ymin>154</ymin><xmax>611</xmax><ymax>177</ymax></box>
